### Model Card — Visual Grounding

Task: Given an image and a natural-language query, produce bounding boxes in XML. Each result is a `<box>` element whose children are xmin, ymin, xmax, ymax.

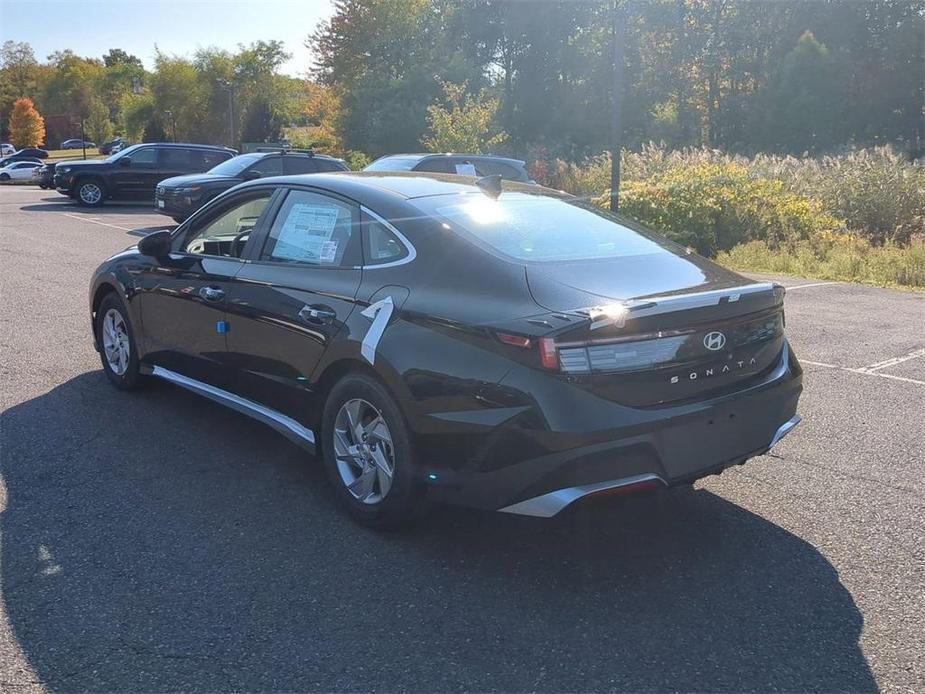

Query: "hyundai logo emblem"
<box><xmin>703</xmin><ymin>331</ymin><xmax>727</xmax><ymax>351</ymax></box>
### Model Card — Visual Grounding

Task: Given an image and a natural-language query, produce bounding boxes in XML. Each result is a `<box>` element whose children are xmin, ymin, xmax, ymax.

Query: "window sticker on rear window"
<box><xmin>455</xmin><ymin>163</ymin><xmax>477</xmax><ymax>176</ymax></box>
<box><xmin>272</xmin><ymin>203</ymin><xmax>340</xmax><ymax>262</ymax></box>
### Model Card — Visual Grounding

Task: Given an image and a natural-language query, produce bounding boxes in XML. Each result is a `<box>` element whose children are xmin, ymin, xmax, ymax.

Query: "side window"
<box><xmin>282</xmin><ymin>156</ymin><xmax>317</xmax><ymax>175</ymax></box>
<box><xmin>160</xmin><ymin>148</ymin><xmax>192</xmax><ymax>170</ymax></box>
<box><xmin>248</xmin><ymin>156</ymin><xmax>282</xmax><ymax>177</ymax></box>
<box><xmin>312</xmin><ymin>159</ymin><xmax>345</xmax><ymax>173</ymax></box>
<box><xmin>181</xmin><ymin>193</ymin><xmax>272</xmax><ymax>257</ymax></box>
<box><xmin>414</xmin><ymin>158</ymin><xmax>454</xmax><ymax>174</ymax></box>
<box><xmin>364</xmin><ymin>216</ymin><xmax>408</xmax><ymax>265</ymax></box>
<box><xmin>128</xmin><ymin>147</ymin><xmax>157</xmax><ymax>169</ymax></box>
<box><xmin>196</xmin><ymin>150</ymin><xmax>228</xmax><ymax>170</ymax></box>
<box><xmin>261</xmin><ymin>189</ymin><xmax>359</xmax><ymax>267</ymax></box>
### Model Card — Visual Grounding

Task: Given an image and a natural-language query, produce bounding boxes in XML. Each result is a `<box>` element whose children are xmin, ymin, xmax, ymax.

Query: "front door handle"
<box><xmin>299</xmin><ymin>304</ymin><xmax>337</xmax><ymax>324</ymax></box>
<box><xmin>199</xmin><ymin>286</ymin><xmax>225</xmax><ymax>302</ymax></box>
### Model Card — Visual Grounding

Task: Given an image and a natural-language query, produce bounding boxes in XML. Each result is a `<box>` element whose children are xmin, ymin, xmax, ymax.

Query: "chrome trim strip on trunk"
<box><xmin>498</xmin><ymin>473</ymin><xmax>667</xmax><ymax>518</ymax></box>
<box><xmin>586</xmin><ymin>282</ymin><xmax>780</xmax><ymax>330</ymax></box>
<box><xmin>768</xmin><ymin>414</ymin><xmax>801</xmax><ymax>449</ymax></box>
<box><xmin>149</xmin><ymin>365</ymin><xmax>316</xmax><ymax>454</ymax></box>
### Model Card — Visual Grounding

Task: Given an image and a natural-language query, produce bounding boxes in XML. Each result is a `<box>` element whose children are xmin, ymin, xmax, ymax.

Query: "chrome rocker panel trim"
<box><xmin>498</xmin><ymin>473</ymin><xmax>668</xmax><ymax>518</ymax></box>
<box><xmin>769</xmin><ymin>414</ymin><xmax>801</xmax><ymax>449</ymax></box>
<box><xmin>147</xmin><ymin>365</ymin><xmax>316</xmax><ymax>454</ymax></box>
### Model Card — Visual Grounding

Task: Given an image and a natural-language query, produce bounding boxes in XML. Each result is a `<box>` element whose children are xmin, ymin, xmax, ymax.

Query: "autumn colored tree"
<box><xmin>8</xmin><ymin>97</ymin><xmax>45</xmax><ymax>148</ymax></box>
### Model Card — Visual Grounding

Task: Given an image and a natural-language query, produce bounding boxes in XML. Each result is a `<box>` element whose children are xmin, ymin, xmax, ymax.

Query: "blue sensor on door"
<box><xmin>216</xmin><ymin>320</ymin><xmax>228</xmax><ymax>334</ymax></box>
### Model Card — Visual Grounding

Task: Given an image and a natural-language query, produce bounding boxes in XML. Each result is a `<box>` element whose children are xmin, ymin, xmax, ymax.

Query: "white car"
<box><xmin>0</xmin><ymin>143</ymin><xmax>15</xmax><ymax>156</ymax></box>
<box><xmin>0</xmin><ymin>161</ymin><xmax>41</xmax><ymax>181</ymax></box>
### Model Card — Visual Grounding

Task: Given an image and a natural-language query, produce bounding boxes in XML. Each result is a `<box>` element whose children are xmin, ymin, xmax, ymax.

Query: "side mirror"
<box><xmin>242</xmin><ymin>169</ymin><xmax>261</xmax><ymax>181</ymax></box>
<box><xmin>137</xmin><ymin>230</ymin><xmax>172</xmax><ymax>259</ymax></box>
<box><xmin>118</xmin><ymin>157</ymin><xmax>131</xmax><ymax>167</ymax></box>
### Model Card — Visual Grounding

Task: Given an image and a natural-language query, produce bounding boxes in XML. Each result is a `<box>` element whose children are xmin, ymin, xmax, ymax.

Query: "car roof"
<box><xmin>237</xmin><ymin>171</ymin><xmax>556</xmax><ymax>201</ymax></box>
<box><xmin>244</xmin><ymin>150</ymin><xmax>345</xmax><ymax>162</ymax></box>
<box><xmin>373</xmin><ymin>153</ymin><xmax>526</xmax><ymax>166</ymax></box>
<box><xmin>144</xmin><ymin>142</ymin><xmax>236</xmax><ymax>151</ymax></box>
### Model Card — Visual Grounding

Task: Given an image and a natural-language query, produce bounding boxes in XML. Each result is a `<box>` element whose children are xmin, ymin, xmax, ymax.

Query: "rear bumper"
<box><xmin>420</xmin><ymin>343</ymin><xmax>803</xmax><ymax>516</ymax></box>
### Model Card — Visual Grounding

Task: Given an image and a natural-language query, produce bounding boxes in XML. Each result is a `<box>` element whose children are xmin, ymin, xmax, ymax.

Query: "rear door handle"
<box><xmin>199</xmin><ymin>286</ymin><xmax>225</xmax><ymax>302</ymax></box>
<box><xmin>299</xmin><ymin>305</ymin><xmax>336</xmax><ymax>324</ymax></box>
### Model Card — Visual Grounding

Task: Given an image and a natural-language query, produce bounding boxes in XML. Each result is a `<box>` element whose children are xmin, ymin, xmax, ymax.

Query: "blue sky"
<box><xmin>0</xmin><ymin>0</ymin><xmax>335</xmax><ymax>76</ymax></box>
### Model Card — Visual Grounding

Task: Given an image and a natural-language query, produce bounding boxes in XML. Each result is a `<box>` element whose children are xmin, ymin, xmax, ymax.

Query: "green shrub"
<box><xmin>534</xmin><ymin>144</ymin><xmax>924</xmax><ymax>248</ymax></box>
<box><xmin>595</xmin><ymin>162</ymin><xmax>842</xmax><ymax>256</ymax></box>
<box><xmin>718</xmin><ymin>236</ymin><xmax>925</xmax><ymax>289</ymax></box>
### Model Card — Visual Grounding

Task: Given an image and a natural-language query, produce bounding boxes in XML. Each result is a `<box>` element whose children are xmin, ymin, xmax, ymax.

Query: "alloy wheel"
<box><xmin>333</xmin><ymin>398</ymin><xmax>396</xmax><ymax>504</ymax></box>
<box><xmin>79</xmin><ymin>182</ymin><xmax>102</xmax><ymax>205</ymax></box>
<box><xmin>101</xmin><ymin>308</ymin><xmax>130</xmax><ymax>376</ymax></box>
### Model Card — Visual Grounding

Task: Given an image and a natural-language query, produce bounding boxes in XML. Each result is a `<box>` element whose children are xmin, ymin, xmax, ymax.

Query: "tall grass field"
<box><xmin>531</xmin><ymin>145</ymin><xmax>924</xmax><ymax>289</ymax></box>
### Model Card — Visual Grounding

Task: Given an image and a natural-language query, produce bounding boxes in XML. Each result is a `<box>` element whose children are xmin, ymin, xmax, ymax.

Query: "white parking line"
<box><xmin>861</xmin><ymin>347</ymin><xmax>925</xmax><ymax>373</ymax></box>
<box><xmin>786</xmin><ymin>282</ymin><xmax>839</xmax><ymax>290</ymax></box>
<box><xmin>802</xmin><ymin>359</ymin><xmax>924</xmax><ymax>386</ymax></box>
<box><xmin>59</xmin><ymin>212</ymin><xmax>131</xmax><ymax>231</ymax></box>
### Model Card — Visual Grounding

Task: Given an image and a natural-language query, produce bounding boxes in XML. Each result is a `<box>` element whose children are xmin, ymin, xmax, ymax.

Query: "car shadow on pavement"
<box><xmin>1</xmin><ymin>373</ymin><xmax>876</xmax><ymax>692</ymax></box>
<box><xmin>20</xmin><ymin>199</ymin><xmax>160</xmax><ymax>214</ymax></box>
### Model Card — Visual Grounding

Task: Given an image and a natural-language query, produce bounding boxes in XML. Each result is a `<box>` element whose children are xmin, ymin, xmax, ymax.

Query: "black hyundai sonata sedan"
<box><xmin>89</xmin><ymin>172</ymin><xmax>802</xmax><ymax>527</ymax></box>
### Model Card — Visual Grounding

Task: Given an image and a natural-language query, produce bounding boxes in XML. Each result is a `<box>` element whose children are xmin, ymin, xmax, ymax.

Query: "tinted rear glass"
<box><xmin>208</xmin><ymin>153</ymin><xmax>263</xmax><ymax>176</ymax></box>
<box><xmin>364</xmin><ymin>156</ymin><xmax>422</xmax><ymax>172</ymax></box>
<box><xmin>414</xmin><ymin>192</ymin><xmax>673</xmax><ymax>262</ymax></box>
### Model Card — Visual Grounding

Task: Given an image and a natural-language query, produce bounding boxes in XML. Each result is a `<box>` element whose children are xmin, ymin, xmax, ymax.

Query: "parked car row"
<box><xmin>34</xmin><ymin>136</ymin><xmax>535</xmax><ymax>224</ymax></box>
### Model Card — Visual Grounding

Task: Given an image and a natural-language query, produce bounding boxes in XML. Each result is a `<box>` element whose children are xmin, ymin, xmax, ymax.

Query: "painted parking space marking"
<box><xmin>861</xmin><ymin>347</ymin><xmax>925</xmax><ymax>373</ymax></box>
<box><xmin>59</xmin><ymin>212</ymin><xmax>132</xmax><ymax>231</ymax></box>
<box><xmin>786</xmin><ymin>281</ymin><xmax>839</xmax><ymax>290</ymax></box>
<box><xmin>802</xmin><ymin>359</ymin><xmax>925</xmax><ymax>386</ymax></box>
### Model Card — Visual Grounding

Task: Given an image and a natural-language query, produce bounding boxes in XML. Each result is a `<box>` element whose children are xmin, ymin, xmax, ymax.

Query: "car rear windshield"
<box><xmin>414</xmin><ymin>191</ymin><xmax>675</xmax><ymax>262</ymax></box>
<box><xmin>364</xmin><ymin>156</ymin><xmax>422</xmax><ymax>172</ymax></box>
<box><xmin>208</xmin><ymin>153</ymin><xmax>264</xmax><ymax>176</ymax></box>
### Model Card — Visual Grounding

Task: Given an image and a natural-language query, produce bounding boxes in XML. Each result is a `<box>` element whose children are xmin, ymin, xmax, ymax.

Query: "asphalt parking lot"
<box><xmin>1</xmin><ymin>185</ymin><xmax>923</xmax><ymax>692</ymax></box>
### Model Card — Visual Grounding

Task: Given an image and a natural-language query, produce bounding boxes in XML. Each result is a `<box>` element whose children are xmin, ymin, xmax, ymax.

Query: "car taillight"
<box><xmin>497</xmin><ymin>332</ymin><xmax>531</xmax><ymax>348</ymax></box>
<box><xmin>538</xmin><ymin>337</ymin><xmax>558</xmax><ymax>370</ymax></box>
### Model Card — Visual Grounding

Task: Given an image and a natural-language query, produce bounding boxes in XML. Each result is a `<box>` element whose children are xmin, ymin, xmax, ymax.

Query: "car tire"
<box><xmin>76</xmin><ymin>178</ymin><xmax>106</xmax><ymax>207</ymax></box>
<box><xmin>321</xmin><ymin>373</ymin><xmax>424</xmax><ymax>529</ymax></box>
<box><xmin>95</xmin><ymin>293</ymin><xmax>143</xmax><ymax>390</ymax></box>
<box><xmin>0</xmin><ymin>174</ymin><xmax>9</xmax><ymax>181</ymax></box>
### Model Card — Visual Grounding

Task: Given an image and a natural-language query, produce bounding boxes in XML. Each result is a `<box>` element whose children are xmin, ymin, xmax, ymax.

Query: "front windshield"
<box><xmin>415</xmin><ymin>191</ymin><xmax>675</xmax><ymax>263</ymax></box>
<box><xmin>106</xmin><ymin>143</ymin><xmax>144</xmax><ymax>162</ymax></box>
<box><xmin>207</xmin><ymin>153</ymin><xmax>263</xmax><ymax>176</ymax></box>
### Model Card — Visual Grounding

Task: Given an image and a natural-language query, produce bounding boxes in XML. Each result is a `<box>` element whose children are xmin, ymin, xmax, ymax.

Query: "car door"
<box><xmin>136</xmin><ymin>188</ymin><xmax>278</xmax><ymax>389</ymax></box>
<box><xmin>110</xmin><ymin>145</ymin><xmax>159</xmax><ymax>199</ymax></box>
<box><xmin>223</xmin><ymin>187</ymin><xmax>363</xmax><ymax>418</ymax></box>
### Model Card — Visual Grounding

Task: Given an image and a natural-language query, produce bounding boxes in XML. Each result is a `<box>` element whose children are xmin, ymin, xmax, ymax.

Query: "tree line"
<box><xmin>1</xmin><ymin>0</ymin><xmax>921</xmax><ymax>160</ymax></box>
<box><xmin>313</xmin><ymin>0</ymin><xmax>923</xmax><ymax>158</ymax></box>
<box><xmin>0</xmin><ymin>40</ymin><xmax>305</xmax><ymax>149</ymax></box>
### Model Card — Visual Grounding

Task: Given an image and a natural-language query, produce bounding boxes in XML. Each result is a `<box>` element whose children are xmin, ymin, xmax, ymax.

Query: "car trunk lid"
<box><xmin>526</xmin><ymin>258</ymin><xmax>787</xmax><ymax>407</ymax></box>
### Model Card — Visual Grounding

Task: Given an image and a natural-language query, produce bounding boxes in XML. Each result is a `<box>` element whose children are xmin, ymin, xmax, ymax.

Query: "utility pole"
<box><xmin>218</xmin><ymin>79</ymin><xmax>235</xmax><ymax>149</ymax></box>
<box><xmin>610</xmin><ymin>0</ymin><xmax>627</xmax><ymax>212</ymax></box>
<box><xmin>164</xmin><ymin>110</ymin><xmax>173</xmax><ymax>141</ymax></box>
<box><xmin>79</xmin><ymin>118</ymin><xmax>87</xmax><ymax>160</ymax></box>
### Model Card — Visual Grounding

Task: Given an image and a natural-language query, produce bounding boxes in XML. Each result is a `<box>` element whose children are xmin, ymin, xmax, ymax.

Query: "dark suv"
<box><xmin>154</xmin><ymin>148</ymin><xmax>348</xmax><ymax>222</ymax></box>
<box><xmin>364</xmin><ymin>153</ymin><xmax>534</xmax><ymax>182</ymax></box>
<box><xmin>54</xmin><ymin>142</ymin><xmax>237</xmax><ymax>207</ymax></box>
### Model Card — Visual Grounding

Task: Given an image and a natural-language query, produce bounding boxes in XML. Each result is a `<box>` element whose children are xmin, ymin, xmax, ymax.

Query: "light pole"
<box><xmin>218</xmin><ymin>79</ymin><xmax>235</xmax><ymax>149</ymax></box>
<box><xmin>164</xmin><ymin>110</ymin><xmax>174</xmax><ymax>142</ymax></box>
<box><xmin>610</xmin><ymin>0</ymin><xmax>627</xmax><ymax>212</ymax></box>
